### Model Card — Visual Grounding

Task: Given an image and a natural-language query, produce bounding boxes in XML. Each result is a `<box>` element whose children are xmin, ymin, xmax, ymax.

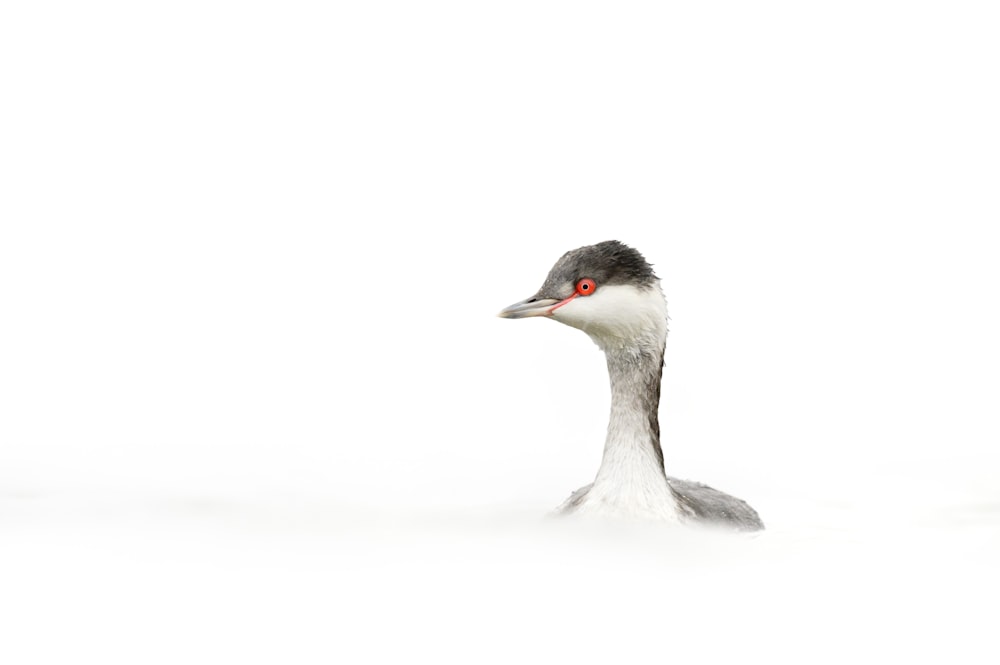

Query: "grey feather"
<box><xmin>666</xmin><ymin>477</ymin><xmax>765</xmax><ymax>531</ymax></box>
<box><xmin>534</xmin><ymin>240</ymin><xmax>659</xmax><ymax>301</ymax></box>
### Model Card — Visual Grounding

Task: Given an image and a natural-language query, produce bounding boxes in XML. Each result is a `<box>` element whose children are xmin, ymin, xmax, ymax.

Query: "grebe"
<box><xmin>499</xmin><ymin>240</ymin><xmax>763</xmax><ymax>531</ymax></box>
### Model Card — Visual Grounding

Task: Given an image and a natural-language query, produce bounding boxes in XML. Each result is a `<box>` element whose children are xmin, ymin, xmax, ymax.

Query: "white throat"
<box><xmin>554</xmin><ymin>284</ymin><xmax>669</xmax><ymax>354</ymax></box>
<box><xmin>558</xmin><ymin>284</ymin><xmax>682</xmax><ymax>522</ymax></box>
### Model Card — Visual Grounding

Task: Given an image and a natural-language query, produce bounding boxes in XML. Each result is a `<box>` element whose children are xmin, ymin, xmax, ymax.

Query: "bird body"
<box><xmin>499</xmin><ymin>240</ymin><xmax>763</xmax><ymax>531</ymax></box>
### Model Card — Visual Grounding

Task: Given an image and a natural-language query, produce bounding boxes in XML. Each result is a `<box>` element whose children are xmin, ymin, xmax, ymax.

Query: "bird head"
<box><xmin>498</xmin><ymin>240</ymin><xmax>667</xmax><ymax>350</ymax></box>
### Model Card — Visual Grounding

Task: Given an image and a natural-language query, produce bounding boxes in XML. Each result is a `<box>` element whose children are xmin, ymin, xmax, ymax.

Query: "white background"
<box><xmin>2</xmin><ymin>1</ymin><xmax>998</xmax><ymax>663</ymax></box>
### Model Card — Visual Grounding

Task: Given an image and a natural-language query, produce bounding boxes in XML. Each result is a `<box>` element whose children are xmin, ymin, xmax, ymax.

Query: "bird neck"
<box><xmin>592</xmin><ymin>343</ymin><xmax>668</xmax><ymax>489</ymax></box>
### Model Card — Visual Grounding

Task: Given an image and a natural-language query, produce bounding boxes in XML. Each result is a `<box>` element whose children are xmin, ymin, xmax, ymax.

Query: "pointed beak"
<box><xmin>497</xmin><ymin>297</ymin><xmax>561</xmax><ymax>319</ymax></box>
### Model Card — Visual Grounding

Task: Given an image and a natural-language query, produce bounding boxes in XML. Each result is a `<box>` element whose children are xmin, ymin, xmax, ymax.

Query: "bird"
<box><xmin>498</xmin><ymin>240</ymin><xmax>764</xmax><ymax>531</ymax></box>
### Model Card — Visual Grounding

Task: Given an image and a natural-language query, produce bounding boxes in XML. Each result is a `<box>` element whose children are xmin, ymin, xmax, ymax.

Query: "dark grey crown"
<box><xmin>535</xmin><ymin>240</ymin><xmax>658</xmax><ymax>299</ymax></box>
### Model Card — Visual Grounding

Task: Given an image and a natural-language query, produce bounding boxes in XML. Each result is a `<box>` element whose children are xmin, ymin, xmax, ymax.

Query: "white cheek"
<box><xmin>553</xmin><ymin>284</ymin><xmax>667</xmax><ymax>347</ymax></box>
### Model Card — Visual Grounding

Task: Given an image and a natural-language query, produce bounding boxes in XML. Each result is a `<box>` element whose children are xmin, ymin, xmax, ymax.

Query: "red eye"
<box><xmin>575</xmin><ymin>278</ymin><xmax>596</xmax><ymax>296</ymax></box>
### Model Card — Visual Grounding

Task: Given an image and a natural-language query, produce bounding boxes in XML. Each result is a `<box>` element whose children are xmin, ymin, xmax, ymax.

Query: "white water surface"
<box><xmin>2</xmin><ymin>1</ymin><xmax>998</xmax><ymax>663</ymax></box>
